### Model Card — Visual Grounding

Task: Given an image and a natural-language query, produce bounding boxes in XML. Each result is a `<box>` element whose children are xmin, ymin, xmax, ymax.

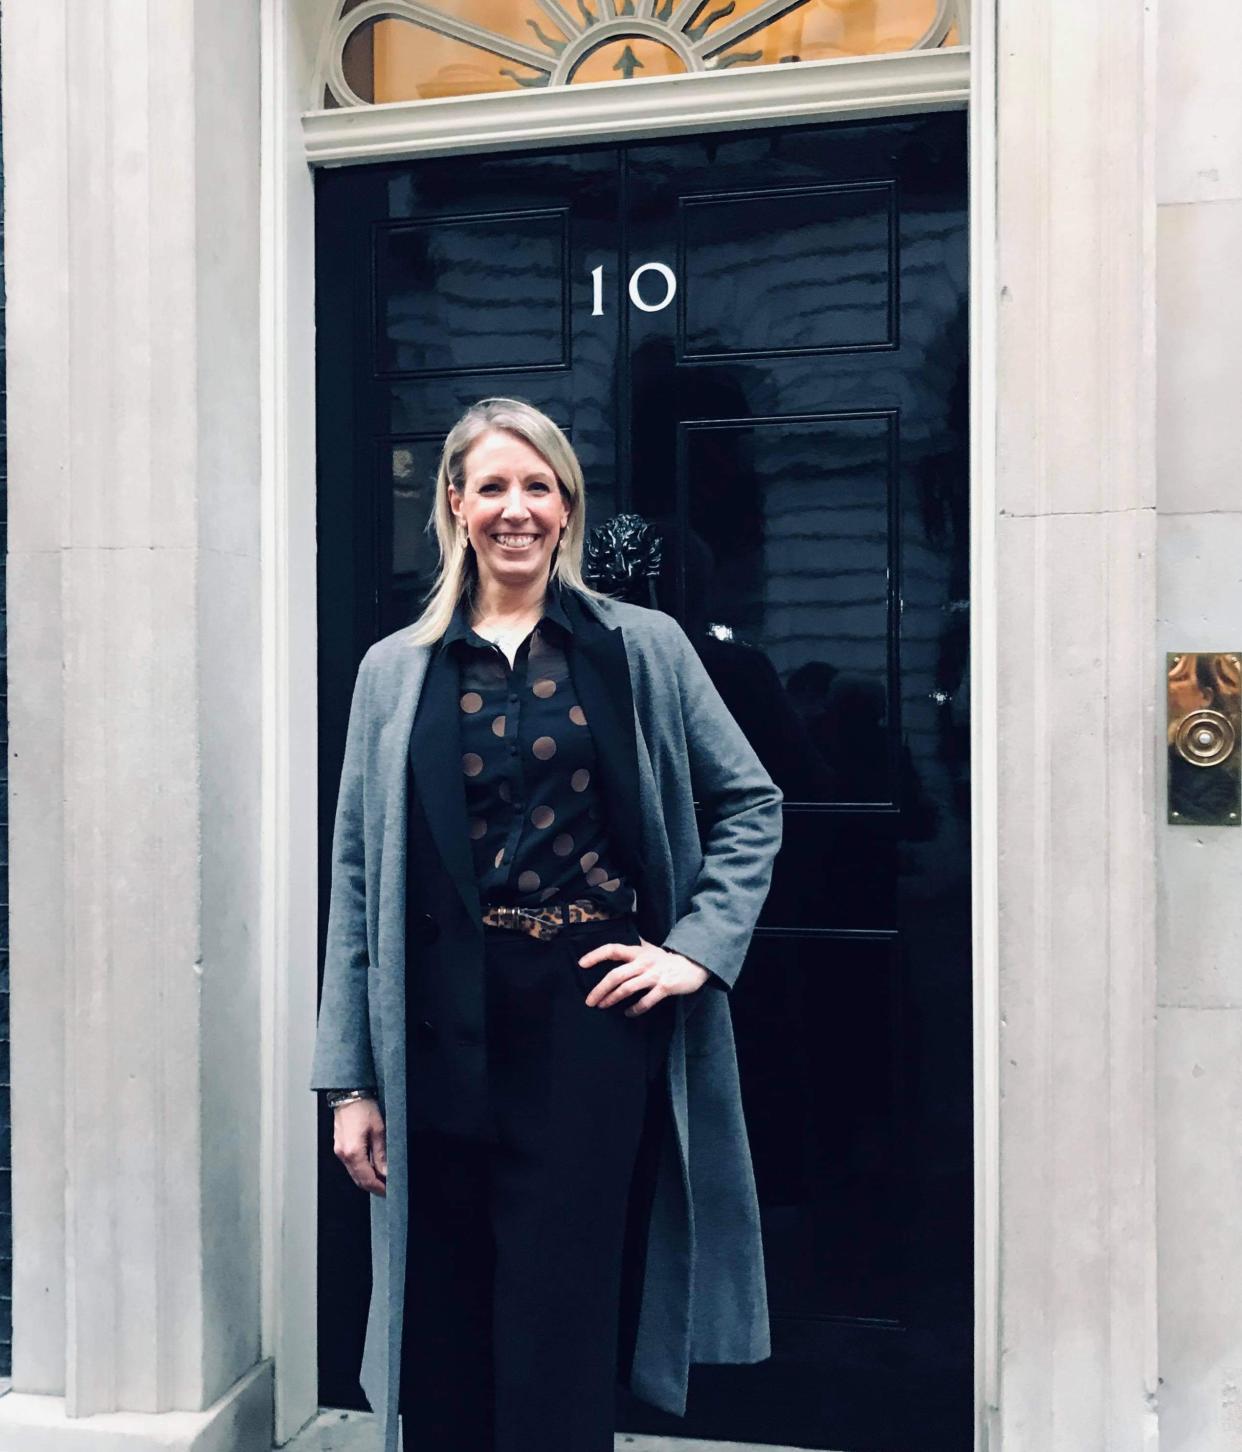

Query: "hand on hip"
<box><xmin>578</xmin><ymin>937</ymin><xmax>710</xmax><ymax>1016</ymax></box>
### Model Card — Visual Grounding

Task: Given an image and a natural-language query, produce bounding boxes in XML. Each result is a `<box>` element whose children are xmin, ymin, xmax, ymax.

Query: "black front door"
<box><xmin>315</xmin><ymin>112</ymin><xmax>971</xmax><ymax>1452</ymax></box>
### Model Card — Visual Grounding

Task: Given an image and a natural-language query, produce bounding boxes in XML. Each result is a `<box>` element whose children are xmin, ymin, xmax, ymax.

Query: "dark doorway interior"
<box><xmin>314</xmin><ymin>111</ymin><xmax>971</xmax><ymax>1451</ymax></box>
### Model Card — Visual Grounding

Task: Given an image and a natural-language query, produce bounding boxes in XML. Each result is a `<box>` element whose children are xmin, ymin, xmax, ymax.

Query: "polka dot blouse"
<box><xmin>442</xmin><ymin>585</ymin><xmax>633</xmax><ymax>914</ymax></box>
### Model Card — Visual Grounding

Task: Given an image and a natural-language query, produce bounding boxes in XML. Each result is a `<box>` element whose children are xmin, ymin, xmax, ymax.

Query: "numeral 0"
<box><xmin>590</xmin><ymin>262</ymin><xmax>677</xmax><ymax>316</ymax></box>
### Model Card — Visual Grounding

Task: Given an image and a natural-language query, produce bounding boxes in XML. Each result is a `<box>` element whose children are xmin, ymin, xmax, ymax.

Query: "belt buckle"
<box><xmin>492</xmin><ymin>904</ymin><xmax>551</xmax><ymax>937</ymax></box>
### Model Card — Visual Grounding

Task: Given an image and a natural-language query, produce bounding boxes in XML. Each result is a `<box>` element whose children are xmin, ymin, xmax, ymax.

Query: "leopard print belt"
<box><xmin>480</xmin><ymin>898</ymin><xmax>625</xmax><ymax>942</ymax></box>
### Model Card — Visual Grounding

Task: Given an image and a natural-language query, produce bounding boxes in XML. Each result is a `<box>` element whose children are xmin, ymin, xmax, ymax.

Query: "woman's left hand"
<box><xmin>578</xmin><ymin>936</ymin><xmax>711</xmax><ymax>1016</ymax></box>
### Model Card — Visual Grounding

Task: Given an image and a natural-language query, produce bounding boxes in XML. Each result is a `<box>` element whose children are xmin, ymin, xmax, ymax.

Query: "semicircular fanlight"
<box><xmin>319</xmin><ymin>0</ymin><xmax>968</xmax><ymax>109</ymax></box>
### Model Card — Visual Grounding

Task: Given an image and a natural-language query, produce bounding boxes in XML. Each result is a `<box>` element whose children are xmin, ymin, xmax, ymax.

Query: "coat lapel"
<box><xmin>563</xmin><ymin>590</ymin><xmax>646</xmax><ymax>889</ymax></box>
<box><xmin>408</xmin><ymin>643</ymin><xmax>482</xmax><ymax>929</ymax></box>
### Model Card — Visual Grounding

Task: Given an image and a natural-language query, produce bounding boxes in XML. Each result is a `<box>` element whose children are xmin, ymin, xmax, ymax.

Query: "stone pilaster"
<box><xmin>1</xmin><ymin>2</ymin><xmax>271</xmax><ymax>1445</ymax></box>
<box><xmin>990</xmin><ymin>0</ymin><xmax>1160</xmax><ymax>1447</ymax></box>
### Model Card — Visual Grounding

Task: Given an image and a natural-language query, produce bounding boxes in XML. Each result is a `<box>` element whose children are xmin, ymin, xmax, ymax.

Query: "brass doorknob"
<box><xmin>1174</xmin><ymin>708</ymin><xmax>1237</xmax><ymax>768</ymax></box>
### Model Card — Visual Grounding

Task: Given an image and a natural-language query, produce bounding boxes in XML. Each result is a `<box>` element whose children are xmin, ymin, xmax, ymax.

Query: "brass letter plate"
<box><xmin>1167</xmin><ymin>652</ymin><xmax>1241</xmax><ymax>826</ymax></box>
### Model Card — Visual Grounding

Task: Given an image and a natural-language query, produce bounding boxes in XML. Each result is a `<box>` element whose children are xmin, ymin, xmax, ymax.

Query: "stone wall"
<box><xmin>0</xmin><ymin>46</ymin><xmax>11</xmax><ymax>1382</ymax></box>
<box><xmin>1156</xmin><ymin>2</ymin><xmax>1242</xmax><ymax>1447</ymax></box>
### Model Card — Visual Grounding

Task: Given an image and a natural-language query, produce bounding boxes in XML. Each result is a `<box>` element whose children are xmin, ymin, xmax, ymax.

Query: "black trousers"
<box><xmin>399</xmin><ymin>915</ymin><xmax>674</xmax><ymax>1452</ymax></box>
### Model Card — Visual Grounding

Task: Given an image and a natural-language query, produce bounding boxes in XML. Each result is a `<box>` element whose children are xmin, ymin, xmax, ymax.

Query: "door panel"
<box><xmin>678</xmin><ymin>182</ymin><xmax>898</xmax><ymax>357</ymax></box>
<box><xmin>315</xmin><ymin>112</ymin><xmax>971</xmax><ymax>1450</ymax></box>
<box><xmin>682</xmin><ymin>411</ymin><xmax>899</xmax><ymax>802</ymax></box>
<box><xmin>375</xmin><ymin>208</ymin><xmax>572</xmax><ymax>376</ymax></box>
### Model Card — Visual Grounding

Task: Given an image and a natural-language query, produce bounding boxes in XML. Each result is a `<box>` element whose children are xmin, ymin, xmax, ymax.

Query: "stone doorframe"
<box><xmin>0</xmin><ymin>1</ymin><xmax>1157</xmax><ymax>1449</ymax></box>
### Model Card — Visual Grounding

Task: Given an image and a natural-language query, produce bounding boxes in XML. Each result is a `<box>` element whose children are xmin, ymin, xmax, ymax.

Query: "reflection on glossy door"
<box><xmin>623</xmin><ymin>120</ymin><xmax>970</xmax><ymax>1449</ymax></box>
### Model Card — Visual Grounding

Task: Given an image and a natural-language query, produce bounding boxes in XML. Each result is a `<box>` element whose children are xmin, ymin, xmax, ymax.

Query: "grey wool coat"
<box><xmin>309</xmin><ymin>589</ymin><xmax>782</xmax><ymax>1452</ymax></box>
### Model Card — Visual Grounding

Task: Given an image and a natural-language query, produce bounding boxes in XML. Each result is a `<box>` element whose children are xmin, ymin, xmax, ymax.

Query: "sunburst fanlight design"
<box><xmin>320</xmin><ymin>0</ymin><xmax>967</xmax><ymax>109</ymax></box>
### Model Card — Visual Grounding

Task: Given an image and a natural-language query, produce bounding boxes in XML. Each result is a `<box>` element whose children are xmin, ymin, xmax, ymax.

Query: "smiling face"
<box><xmin>449</xmin><ymin>428</ymin><xmax>571</xmax><ymax>596</ymax></box>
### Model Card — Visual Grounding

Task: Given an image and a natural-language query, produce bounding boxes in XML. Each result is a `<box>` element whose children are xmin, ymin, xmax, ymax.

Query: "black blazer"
<box><xmin>403</xmin><ymin>589</ymin><xmax>649</xmax><ymax>1137</ymax></box>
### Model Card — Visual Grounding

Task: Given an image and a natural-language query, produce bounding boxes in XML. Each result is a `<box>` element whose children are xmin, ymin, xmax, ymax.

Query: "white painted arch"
<box><xmin>302</xmin><ymin>46</ymin><xmax>970</xmax><ymax>163</ymax></box>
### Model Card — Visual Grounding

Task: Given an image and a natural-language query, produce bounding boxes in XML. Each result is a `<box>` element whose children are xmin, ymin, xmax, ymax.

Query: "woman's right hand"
<box><xmin>333</xmin><ymin>1098</ymin><xmax>387</xmax><ymax>1196</ymax></box>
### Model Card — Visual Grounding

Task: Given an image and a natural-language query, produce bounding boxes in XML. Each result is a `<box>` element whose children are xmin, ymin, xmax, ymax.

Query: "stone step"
<box><xmin>286</xmin><ymin>1408</ymin><xmax>823</xmax><ymax>1452</ymax></box>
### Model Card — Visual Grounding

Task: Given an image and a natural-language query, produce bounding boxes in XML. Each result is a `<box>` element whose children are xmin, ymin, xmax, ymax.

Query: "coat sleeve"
<box><xmin>659</xmin><ymin>622</ymin><xmax>783</xmax><ymax>991</ymax></box>
<box><xmin>309</xmin><ymin>652</ymin><xmax>379</xmax><ymax>1092</ymax></box>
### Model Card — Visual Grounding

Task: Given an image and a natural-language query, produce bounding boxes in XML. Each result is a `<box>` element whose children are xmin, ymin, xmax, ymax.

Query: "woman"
<box><xmin>310</xmin><ymin>398</ymin><xmax>782</xmax><ymax>1452</ymax></box>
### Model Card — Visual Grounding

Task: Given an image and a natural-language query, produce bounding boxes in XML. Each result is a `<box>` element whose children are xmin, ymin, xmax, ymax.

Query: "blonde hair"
<box><xmin>406</xmin><ymin>398</ymin><xmax>603</xmax><ymax>645</ymax></box>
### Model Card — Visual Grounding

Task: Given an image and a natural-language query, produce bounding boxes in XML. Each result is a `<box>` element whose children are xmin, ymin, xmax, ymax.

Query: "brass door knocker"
<box><xmin>1167</xmin><ymin>653</ymin><xmax>1240</xmax><ymax>825</ymax></box>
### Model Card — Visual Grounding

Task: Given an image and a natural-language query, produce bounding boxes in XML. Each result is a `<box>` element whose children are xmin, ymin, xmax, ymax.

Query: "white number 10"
<box><xmin>590</xmin><ymin>262</ymin><xmax>677</xmax><ymax>316</ymax></box>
